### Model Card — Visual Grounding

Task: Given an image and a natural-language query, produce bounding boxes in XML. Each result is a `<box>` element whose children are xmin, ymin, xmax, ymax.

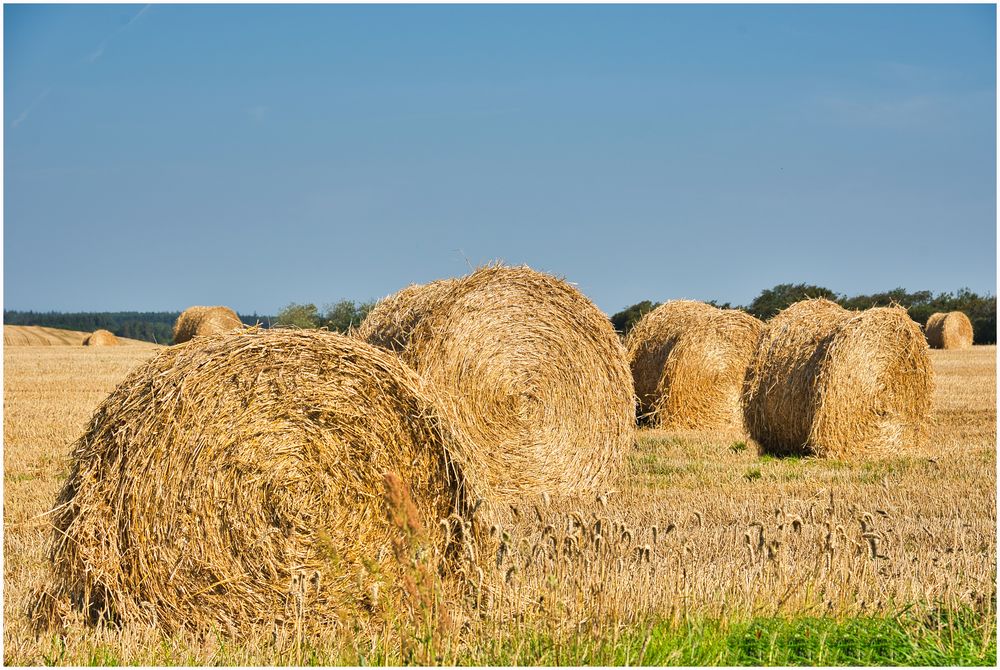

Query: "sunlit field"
<box><xmin>3</xmin><ymin>343</ymin><xmax>995</xmax><ymax>665</ymax></box>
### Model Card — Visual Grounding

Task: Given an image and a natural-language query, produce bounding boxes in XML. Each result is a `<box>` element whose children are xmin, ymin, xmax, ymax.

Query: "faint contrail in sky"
<box><xmin>10</xmin><ymin>88</ymin><xmax>51</xmax><ymax>128</ymax></box>
<box><xmin>12</xmin><ymin>5</ymin><xmax>152</xmax><ymax>129</ymax></box>
<box><xmin>87</xmin><ymin>4</ymin><xmax>152</xmax><ymax>64</ymax></box>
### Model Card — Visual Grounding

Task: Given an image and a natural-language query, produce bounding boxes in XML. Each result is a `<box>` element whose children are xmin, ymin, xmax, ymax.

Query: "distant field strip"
<box><xmin>3</xmin><ymin>325</ymin><xmax>157</xmax><ymax>347</ymax></box>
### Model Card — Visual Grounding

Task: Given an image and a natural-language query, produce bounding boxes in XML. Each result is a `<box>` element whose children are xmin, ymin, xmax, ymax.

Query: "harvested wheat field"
<box><xmin>359</xmin><ymin>264</ymin><xmax>635</xmax><ymax>505</ymax></box>
<box><xmin>3</xmin><ymin>340</ymin><xmax>994</xmax><ymax>664</ymax></box>
<box><xmin>3</xmin><ymin>325</ymin><xmax>150</xmax><ymax>347</ymax></box>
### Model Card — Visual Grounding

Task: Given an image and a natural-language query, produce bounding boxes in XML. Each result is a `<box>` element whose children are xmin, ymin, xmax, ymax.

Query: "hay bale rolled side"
<box><xmin>359</xmin><ymin>264</ymin><xmax>636</xmax><ymax>502</ymax></box>
<box><xmin>625</xmin><ymin>300</ymin><xmax>720</xmax><ymax>418</ymax></box>
<box><xmin>743</xmin><ymin>300</ymin><xmax>933</xmax><ymax>458</ymax></box>
<box><xmin>355</xmin><ymin>279</ymin><xmax>458</xmax><ymax>351</ymax></box>
<box><xmin>925</xmin><ymin>311</ymin><xmax>974</xmax><ymax>349</ymax></box>
<box><xmin>653</xmin><ymin>309</ymin><xmax>764</xmax><ymax>431</ymax></box>
<box><xmin>743</xmin><ymin>299</ymin><xmax>852</xmax><ymax>455</ymax></box>
<box><xmin>41</xmin><ymin>329</ymin><xmax>459</xmax><ymax>632</ymax></box>
<box><xmin>810</xmin><ymin>306</ymin><xmax>933</xmax><ymax>458</ymax></box>
<box><xmin>172</xmin><ymin>305</ymin><xmax>243</xmax><ymax>344</ymax></box>
<box><xmin>82</xmin><ymin>329</ymin><xmax>119</xmax><ymax>346</ymax></box>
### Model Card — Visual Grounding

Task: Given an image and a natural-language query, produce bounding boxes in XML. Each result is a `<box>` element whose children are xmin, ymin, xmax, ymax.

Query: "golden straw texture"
<box><xmin>925</xmin><ymin>311</ymin><xmax>974</xmax><ymax>350</ymax></box>
<box><xmin>652</xmin><ymin>309</ymin><xmax>764</xmax><ymax>431</ymax></box>
<box><xmin>172</xmin><ymin>305</ymin><xmax>243</xmax><ymax>344</ymax></box>
<box><xmin>744</xmin><ymin>299</ymin><xmax>933</xmax><ymax>458</ymax></box>
<box><xmin>625</xmin><ymin>300</ymin><xmax>719</xmax><ymax>418</ymax></box>
<box><xmin>742</xmin><ymin>299</ymin><xmax>849</xmax><ymax>454</ymax></box>
<box><xmin>355</xmin><ymin>279</ymin><xmax>458</xmax><ymax>351</ymax></box>
<box><xmin>809</xmin><ymin>307</ymin><xmax>934</xmax><ymax>458</ymax></box>
<box><xmin>359</xmin><ymin>264</ymin><xmax>635</xmax><ymax>502</ymax></box>
<box><xmin>82</xmin><ymin>329</ymin><xmax>119</xmax><ymax>347</ymax></box>
<box><xmin>39</xmin><ymin>329</ymin><xmax>458</xmax><ymax>633</ymax></box>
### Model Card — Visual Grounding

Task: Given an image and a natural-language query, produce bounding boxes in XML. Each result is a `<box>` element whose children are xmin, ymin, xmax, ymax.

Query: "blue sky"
<box><xmin>4</xmin><ymin>3</ymin><xmax>996</xmax><ymax>315</ymax></box>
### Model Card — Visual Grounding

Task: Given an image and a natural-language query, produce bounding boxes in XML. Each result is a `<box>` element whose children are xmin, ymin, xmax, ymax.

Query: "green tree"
<box><xmin>274</xmin><ymin>302</ymin><xmax>320</xmax><ymax>328</ymax></box>
<box><xmin>747</xmin><ymin>283</ymin><xmax>838</xmax><ymax>320</ymax></box>
<box><xmin>706</xmin><ymin>299</ymin><xmax>733</xmax><ymax>310</ymax></box>
<box><xmin>322</xmin><ymin>300</ymin><xmax>376</xmax><ymax>332</ymax></box>
<box><xmin>610</xmin><ymin>300</ymin><xmax>661</xmax><ymax>335</ymax></box>
<box><xmin>838</xmin><ymin>287</ymin><xmax>995</xmax><ymax>344</ymax></box>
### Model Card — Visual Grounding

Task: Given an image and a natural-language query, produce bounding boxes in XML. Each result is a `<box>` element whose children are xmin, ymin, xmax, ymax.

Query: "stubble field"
<box><xmin>2</xmin><ymin>343</ymin><xmax>996</xmax><ymax>664</ymax></box>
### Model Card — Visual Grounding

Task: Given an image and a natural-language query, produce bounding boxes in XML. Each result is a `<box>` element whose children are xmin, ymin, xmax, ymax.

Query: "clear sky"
<box><xmin>4</xmin><ymin>3</ymin><xmax>996</xmax><ymax>315</ymax></box>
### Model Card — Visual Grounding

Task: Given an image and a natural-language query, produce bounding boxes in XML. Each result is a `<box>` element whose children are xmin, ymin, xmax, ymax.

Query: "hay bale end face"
<box><xmin>172</xmin><ymin>305</ymin><xmax>243</xmax><ymax>344</ymax></box>
<box><xmin>625</xmin><ymin>300</ymin><xmax>720</xmax><ymax>418</ymax></box>
<box><xmin>44</xmin><ymin>329</ymin><xmax>458</xmax><ymax>632</ymax></box>
<box><xmin>82</xmin><ymin>329</ymin><xmax>119</xmax><ymax>346</ymax></box>
<box><xmin>925</xmin><ymin>311</ymin><xmax>974</xmax><ymax>349</ymax></box>
<box><xmin>653</xmin><ymin>309</ymin><xmax>765</xmax><ymax>431</ymax></box>
<box><xmin>358</xmin><ymin>264</ymin><xmax>636</xmax><ymax>503</ymax></box>
<box><xmin>743</xmin><ymin>299</ymin><xmax>932</xmax><ymax>458</ymax></box>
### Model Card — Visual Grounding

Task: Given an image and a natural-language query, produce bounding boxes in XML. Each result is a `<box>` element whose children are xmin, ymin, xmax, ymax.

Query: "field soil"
<box><xmin>2</xmin><ymin>344</ymin><xmax>996</xmax><ymax>664</ymax></box>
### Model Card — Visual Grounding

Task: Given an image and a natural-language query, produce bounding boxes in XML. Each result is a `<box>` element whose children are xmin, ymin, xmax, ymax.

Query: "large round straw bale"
<box><xmin>743</xmin><ymin>299</ymin><xmax>933</xmax><ymax>458</ymax></box>
<box><xmin>925</xmin><ymin>311</ymin><xmax>974</xmax><ymax>349</ymax></box>
<box><xmin>624</xmin><ymin>300</ymin><xmax>722</xmax><ymax>418</ymax></box>
<box><xmin>172</xmin><ymin>305</ymin><xmax>243</xmax><ymax>344</ymax></box>
<box><xmin>43</xmin><ymin>329</ymin><xmax>458</xmax><ymax>632</ymax></box>
<box><xmin>742</xmin><ymin>299</ymin><xmax>849</xmax><ymax>453</ymax></box>
<box><xmin>82</xmin><ymin>329</ymin><xmax>119</xmax><ymax>346</ymax></box>
<box><xmin>652</xmin><ymin>309</ymin><xmax>765</xmax><ymax>431</ymax></box>
<box><xmin>355</xmin><ymin>278</ymin><xmax>458</xmax><ymax>351</ymax></box>
<box><xmin>359</xmin><ymin>264</ymin><xmax>635</xmax><ymax>502</ymax></box>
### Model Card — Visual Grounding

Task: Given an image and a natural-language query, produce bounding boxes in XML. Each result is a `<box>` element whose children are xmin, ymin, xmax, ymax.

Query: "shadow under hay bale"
<box><xmin>39</xmin><ymin>329</ymin><xmax>460</xmax><ymax>633</ymax></box>
<box><xmin>925</xmin><ymin>311</ymin><xmax>974</xmax><ymax>350</ymax></box>
<box><xmin>82</xmin><ymin>329</ymin><xmax>119</xmax><ymax>346</ymax></box>
<box><xmin>743</xmin><ymin>299</ymin><xmax>933</xmax><ymax>458</ymax></box>
<box><xmin>358</xmin><ymin>264</ymin><xmax>635</xmax><ymax>503</ymax></box>
<box><xmin>172</xmin><ymin>305</ymin><xmax>243</xmax><ymax>344</ymax></box>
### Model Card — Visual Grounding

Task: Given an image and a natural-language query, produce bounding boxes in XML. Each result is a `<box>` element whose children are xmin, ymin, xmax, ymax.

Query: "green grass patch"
<box><xmin>451</xmin><ymin>607</ymin><xmax>996</xmax><ymax>666</ymax></box>
<box><xmin>27</xmin><ymin>607</ymin><xmax>995</xmax><ymax>665</ymax></box>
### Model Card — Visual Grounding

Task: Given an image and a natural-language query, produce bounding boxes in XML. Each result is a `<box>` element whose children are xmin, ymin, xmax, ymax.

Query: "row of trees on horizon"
<box><xmin>611</xmin><ymin>284</ymin><xmax>997</xmax><ymax>344</ymax></box>
<box><xmin>4</xmin><ymin>284</ymin><xmax>996</xmax><ymax>345</ymax></box>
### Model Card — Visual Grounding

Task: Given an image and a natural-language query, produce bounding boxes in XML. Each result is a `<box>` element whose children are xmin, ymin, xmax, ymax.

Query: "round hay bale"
<box><xmin>172</xmin><ymin>305</ymin><xmax>243</xmax><ymax>344</ymax></box>
<box><xmin>82</xmin><ymin>329</ymin><xmax>119</xmax><ymax>346</ymax></box>
<box><xmin>359</xmin><ymin>264</ymin><xmax>635</xmax><ymax>502</ymax></box>
<box><xmin>925</xmin><ymin>311</ymin><xmax>974</xmax><ymax>349</ymax></box>
<box><xmin>624</xmin><ymin>300</ymin><xmax>722</xmax><ymax>418</ymax></box>
<box><xmin>43</xmin><ymin>329</ymin><xmax>458</xmax><ymax>632</ymax></box>
<box><xmin>742</xmin><ymin>299</ymin><xmax>849</xmax><ymax>453</ymax></box>
<box><xmin>743</xmin><ymin>299</ymin><xmax>933</xmax><ymax>458</ymax></box>
<box><xmin>355</xmin><ymin>278</ymin><xmax>458</xmax><ymax>351</ymax></box>
<box><xmin>652</xmin><ymin>309</ymin><xmax>764</xmax><ymax>431</ymax></box>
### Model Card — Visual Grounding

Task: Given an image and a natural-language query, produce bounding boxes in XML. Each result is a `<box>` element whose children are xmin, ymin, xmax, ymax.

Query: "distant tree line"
<box><xmin>611</xmin><ymin>284</ymin><xmax>997</xmax><ymax>344</ymax></box>
<box><xmin>2</xmin><ymin>310</ymin><xmax>271</xmax><ymax>344</ymax></box>
<box><xmin>6</xmin><ymin>284</ymin><xmax>995</xmax><ymax>346</ymax></box>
